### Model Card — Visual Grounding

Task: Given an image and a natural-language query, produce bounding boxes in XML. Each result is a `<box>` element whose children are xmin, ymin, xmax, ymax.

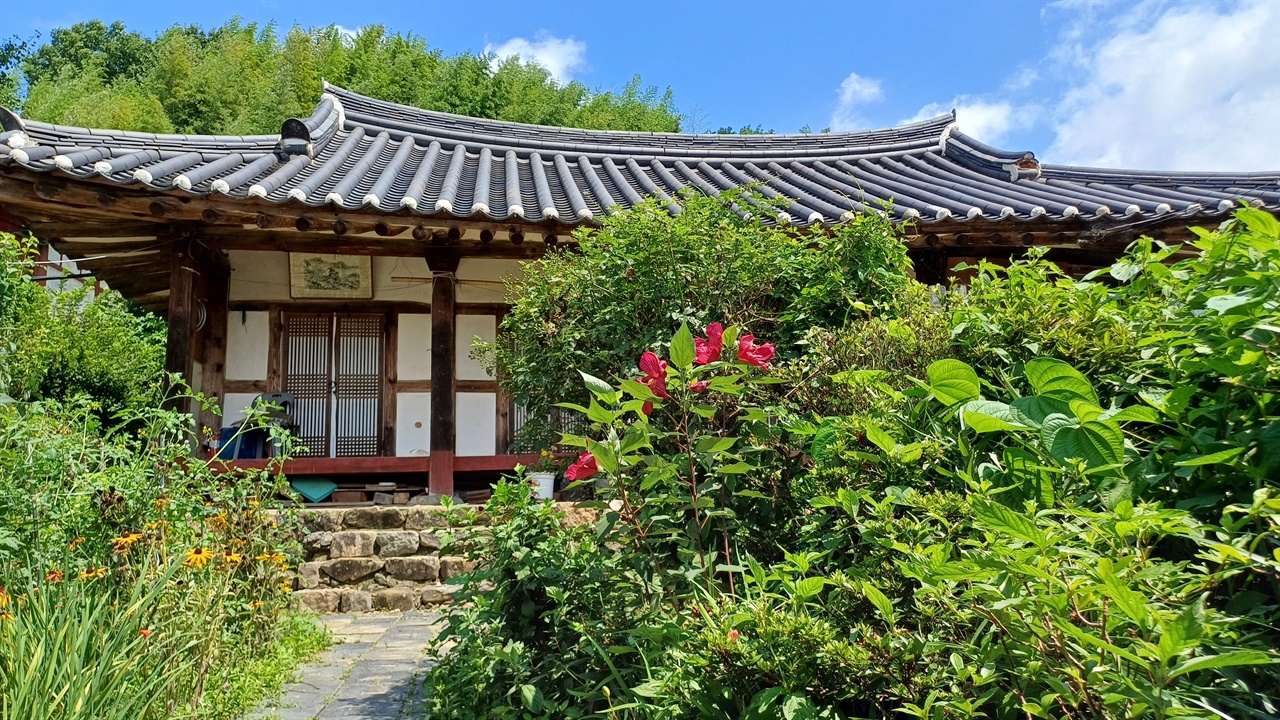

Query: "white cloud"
<box><xmin>1003</xmin><ymin>66</ymin><xmax>1039</xmax><ymax>91</ymax></box>
<box><xmin>1047</xmin><ymin>0</ymin><xmax>1280</xmax><ymax>171</ymax></box>
<box><xmin>829</xmin><ymin>72</ymin><xmax>884</xmax><ymax>131</ymax></box>
<box><xmin>483</xmin><ymin>33</ymin><xmax>588</xmax><ymax>84</ymax></box>
<box><xmin>905</xmin><ymin>98</ymin><xmax>1037</xmax><ymax>145</ymax></box>
<box><xmin>334</xmin><ymin>25</ymin><xmax>358</xmax><ymax>43</ymax></box>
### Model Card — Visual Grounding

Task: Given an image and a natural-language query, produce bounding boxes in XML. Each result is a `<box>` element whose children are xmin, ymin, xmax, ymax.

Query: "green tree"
<box><xmin>10</xmin><ymin>18</ymin><xmax>684</xmax><ymax>133</ymax></box>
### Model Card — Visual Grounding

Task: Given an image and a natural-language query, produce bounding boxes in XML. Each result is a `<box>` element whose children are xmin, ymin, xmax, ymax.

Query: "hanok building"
<box><xmin>1</xmin><ymin>84</ymin><xmax>1277</xmax><ymax>499</ymax></box>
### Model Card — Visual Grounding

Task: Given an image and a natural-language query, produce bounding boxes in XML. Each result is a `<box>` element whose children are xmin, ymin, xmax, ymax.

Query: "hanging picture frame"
<box><xmin>289</xmin><ymin>253</ymin><xmax>373</xmax><ymax>299</ymax></box>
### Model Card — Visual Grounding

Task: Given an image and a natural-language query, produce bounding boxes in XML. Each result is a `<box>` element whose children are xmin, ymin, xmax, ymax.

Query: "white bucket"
<box><xmin>529</xmin><ymin>472</ymin><xmax>556</xmax><ymax>500</ymax></box>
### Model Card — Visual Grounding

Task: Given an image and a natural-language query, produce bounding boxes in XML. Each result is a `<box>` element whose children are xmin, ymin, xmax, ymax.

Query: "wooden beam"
<box><xmin>494</xmin><ymin>305</ymin><xmax>511</xmax><ymax>453</ymax></box>
<box><xmin>164</xmin><ymin>239</ymin><xmax>198</xmax><ymax>413</ymax></box>
<box><xmin>229</xmin><ymin>300</ymin><xmax>429</xmax><ymax>314</ymax></box>
<box><xmin>381</xmin><ymin>311</ymin><xmax>397</xmax><ymax>457</ymax></box>
<box><xmin>427</xmin><ymin>247</ymin><xmax>460</xmax><ymax>496</ymax></box>
<box><xmin>267</xmin><ymin>307</ymin><xmax>283</xmax><ymax>393</ymax></box>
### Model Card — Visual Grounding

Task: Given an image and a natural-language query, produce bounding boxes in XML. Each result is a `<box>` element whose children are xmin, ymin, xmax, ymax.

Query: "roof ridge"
<box><xmin>320</xmin><ymin>81</ymin><xmax>955</xmax><ymax>145</ymax></box>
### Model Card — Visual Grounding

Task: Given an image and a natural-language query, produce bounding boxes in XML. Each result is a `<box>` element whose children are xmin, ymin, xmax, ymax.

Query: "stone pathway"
<box><xmin>246</xmin><ymin>611</ymin><xmax>442</xmax><ymax>720</ymax></box>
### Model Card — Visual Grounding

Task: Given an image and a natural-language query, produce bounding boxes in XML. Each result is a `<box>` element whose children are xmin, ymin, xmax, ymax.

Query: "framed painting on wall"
<box><xmin>289</xmin><ymin>253</ymin><xmax>373</xmax><ymax>299</ymax></box>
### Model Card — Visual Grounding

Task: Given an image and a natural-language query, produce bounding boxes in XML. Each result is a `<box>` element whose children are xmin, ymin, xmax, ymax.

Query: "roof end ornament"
<box><xmin>275</xmin><ymin>118</ymin><xmax>315</xmax><ymax>160</ymax></box>
<box><xmin>1002</xmin><ymin>152</ymin><xmax>1041</xmax><ymax>181</ymax></box>
<box><xmin>938</xmin><ymin>120</ymin><xmax>958</xmax><ymax>153</ymax></box>
<box><xmin>2</xmin><ymin>106</ymin><xmax>34</xmax><ymax>150</ymax></box>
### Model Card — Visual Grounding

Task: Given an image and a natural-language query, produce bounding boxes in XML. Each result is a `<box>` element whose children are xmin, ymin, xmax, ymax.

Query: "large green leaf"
<box><xmin>861</xmin><ymin>580</ymin><xmax>897</xmax><ymax>626</ymax></box>
<box><xmin>1174</xmin><ymin>446</ymin><xmax>1245</xmax><ymax>467</ymax></box>
<box><xmin>961</xmin><ymin>400</ymin><xmax>1034</xmax><ymax>433</ymax></box>
<box><xmin>926</xmin><ymin>359</ymin><xmax>980</xmax><ymax>407</ymax></box>
<box><xmin>1097</xmin><ymin>557</ymin><xmax>1149</xmax><ymax>625</ymax></box>
<box><xmin>1025</xmin><ymin>358</ymin><xmax>1098</xmax><ymax>404</ymax></box>
<box><xmin>972</xmin><ymin>499</ymin><xmax>1046</xmax><ymax>547</ymax></box>
<box><xmin>864</xmin><ymin>422</ymin><xmax>897</xmax><ymax>454</ymax></box>
<box><xmin>809</xmin><ymin>422</ymin><xmax>839</xmax><ymax>466</ymax></box>
<box><xmin>1169</xmin><ymin>650</ymin><xmax>1275</xmax><ymax>679</ymax></box>
<box><xmin>1010</xmin><ymin>395</ymin><xmax>1070</xmax><ymax>427</ymax></box>
<box><xmin>1040</xmin><ymin>414</ymin><xmax>1124</xmax><ymax>472</ymax></box>
<box><xmin>1103</xmin><ymin>405</ymin><xmax>1163</xmax><ymax>424</ymax></box>
<box><xmin>579</xmin><ymin>371</ymin><xmax>617</xmax><ymax>402</ymax></box>
<box><xmin>1157</xmin><ymin>600</ymin><xmax>1204</xmax><ymax>665</ymax></box>
<box><xmin>670</xmin><ymin>323</ymin><xmax>695</xmax><ymax>368</ymax></box>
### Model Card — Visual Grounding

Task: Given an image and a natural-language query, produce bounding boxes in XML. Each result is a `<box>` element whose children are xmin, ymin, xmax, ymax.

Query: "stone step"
<box><xmin>288</xmin><ymin>504</ymin><xmax>488</xmax><ymax>614</ymax></box>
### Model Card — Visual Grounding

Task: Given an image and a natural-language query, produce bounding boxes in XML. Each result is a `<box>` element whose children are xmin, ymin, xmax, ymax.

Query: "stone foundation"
<box><xmin>289</xmin><ymin>505</ymin><xmax>485</xmax><ymax>614</ymax></box>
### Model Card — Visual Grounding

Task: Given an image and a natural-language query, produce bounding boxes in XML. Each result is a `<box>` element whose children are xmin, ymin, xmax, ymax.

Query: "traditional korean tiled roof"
<box><xmin>2</xmin><ymin>82</ymin><xmax>1277</xmax><ymax>227</ymax></box>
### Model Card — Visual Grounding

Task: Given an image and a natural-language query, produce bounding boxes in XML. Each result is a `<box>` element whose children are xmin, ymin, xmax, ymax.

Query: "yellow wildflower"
<box><xmin>78</xmin><ymin>567</ymin><xmax>108</xmax><ymax>580</ymax></box>
<box><xmin>0</xmin><ymin>587</ymin><xmax>8</xmax><ymax>608</ymax></box>
<box><xmin>68</xmin><ymin>537</ymin><xmax>85</xmax><ymax>550</ymax></box>
<box><xmin>255</xmin><ymin>551</ymin><xmax>288</xmax><ymax>566</ymax></box>
<box><xmin>222</xmin><ymin>551</ymin><xmax>243</xmax><ymax>566</ymax></box>
<box><xmin>154</xmin><ymin>497</ymin><xmax>168</xmax><ymax>511</ymax></box>
<box><xmin>209</xmin><ymin>513</ymin><xmax>229</xmax><ymax>529</ymax></box>
<box><xmin>0</xmin><ymin>612</ymin><xmax>12</xmax><ymax>622</ymax></box>
<box><xmin>110</xmin><ymin>532</ymin><xmax>144</xmax><ymax>554</ymax></box>
<box><xmin>46</xmin><ymin>569</ymin><xmax>64</xmax><ymax>583</ymax></box>
<box><xmin>278</xmin><ymin>581</ymin><xmax>292</xmax><ymax>594</ymax></box>
<box><xmin>249</xmin><ymin>600</ymin><xmax>264</xmax><ymax>610</ymax></box>
<box><xmin>183</xmin><ymin>548</ymin><xmax>214</xmax><ymax>569</ymax></box>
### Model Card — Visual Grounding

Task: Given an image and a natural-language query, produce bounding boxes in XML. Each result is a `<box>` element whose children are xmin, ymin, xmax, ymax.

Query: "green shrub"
<box><xmin>0</xmin><ymin>232</ymin><xmax>165</xmax><ymax>420</ymax></box>
<box><xmin>482</xmin><ymin>192</ymin><xmax>912</xmax><ymax>449</ymax></box>
<box><xmin>425</xmin><ymin>208</ymin><xmax>1280</xmax><ymax>719</ymax></box>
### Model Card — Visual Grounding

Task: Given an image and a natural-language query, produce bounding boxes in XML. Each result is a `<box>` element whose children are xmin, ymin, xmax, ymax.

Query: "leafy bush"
<box><xmin>427</xmin><ymin>208</ymin><xmax>1280</xmax><ymax>719</ymax></box>
<box><xmin>484</xmin><ymin>192</ymin><xmax>911</xmax><ymax>449</ymax></box>
<box><xmin>1</xmin><ymin>234</ymin><xmax>327</xmax><ymax>717</ymax></box>
<box><xmin>0</xmin><ymin>233</ymin><xmax>165</xmax><ymax>420</ymax></box>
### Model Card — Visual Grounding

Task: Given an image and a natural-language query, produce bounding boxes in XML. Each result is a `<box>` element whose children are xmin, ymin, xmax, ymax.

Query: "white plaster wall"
<box><xmin>457</xmin><ymin>315</ymin><xmax>496</xmax><ymax>380</ymax></box>
<box><xmin>225</xmin><ymin>310</ymin><xmax>270</xmax><ymax>380</ymax></box>
<box><xmin>373</xmin><ymin>256</ymin><xmax>433</xmax><ymax>303</ymax></box>
<box><xmin>457</xmin><ymin>392</ymin><xmax>497</xmax><ymax>456</ymax></box>
<box><xmin>222</xmin><ymin>392</ymin><xmax>260</xmax><ymax>426</ymax></box>
<box><xmin>395</xmin><ymin>392</ymin><xmax>432</xmax><ymax>456</ymax></box>
<box><xmin>458</xmin><ymin>258</ymin><xmax>521</xmax><ymax>303</ymax></box>
<box><xmin>397</xmin><ymin>314</ymin><xmax>432</xmax><ymax>380</ymax></box>
<box><xmin>229</xmin><ymin>251</ymin><xmax>290</xmax><ymax>301</ymax></box>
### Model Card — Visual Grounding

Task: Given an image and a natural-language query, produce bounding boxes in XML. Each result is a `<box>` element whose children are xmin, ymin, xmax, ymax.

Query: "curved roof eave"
<box><xmin>1</xmin><ymin>85</ymin><xmax>1276</xmax><ymax>228</ymax></box>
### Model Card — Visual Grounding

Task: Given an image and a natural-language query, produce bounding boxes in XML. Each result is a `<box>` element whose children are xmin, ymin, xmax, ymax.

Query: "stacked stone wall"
<box><xmin>289</xmin><ymin>505</ymin><xmax>484</xmax><ymax>614</ymax></box>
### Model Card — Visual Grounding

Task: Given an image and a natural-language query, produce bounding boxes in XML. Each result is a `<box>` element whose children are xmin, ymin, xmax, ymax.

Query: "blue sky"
<box><xmin>14</xmin><ymin>0</ymin><xmax>1280</xmax><ymax>170</ymax></box>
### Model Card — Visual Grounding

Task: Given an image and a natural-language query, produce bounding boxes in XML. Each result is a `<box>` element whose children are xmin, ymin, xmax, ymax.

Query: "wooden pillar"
<box><xmin>427</xmin><ymin>249</ymin><xmax>460</xmax><ymax>496</ymax></box>
<box><xmin>165</xmin><ymin>240</ymin><xmax>198</xmax><ymax>413</ymax></box>
<box><xmin>197</xmin><ymin>262</ymin><xmax>229</xmax><ymax>455</ymax></box>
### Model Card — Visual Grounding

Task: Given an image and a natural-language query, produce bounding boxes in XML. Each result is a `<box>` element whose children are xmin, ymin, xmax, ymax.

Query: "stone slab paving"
<box><xmin>246</xmin><ymin>610</ymin><xmax>441</xmax><ymax>720</ymax></box>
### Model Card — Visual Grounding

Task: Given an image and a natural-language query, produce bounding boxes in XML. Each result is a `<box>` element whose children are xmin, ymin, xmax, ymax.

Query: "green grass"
<box><xmin>177</xmin><ymin>612</ymin><xmax>333</xmax><ymax>720</ymax></box>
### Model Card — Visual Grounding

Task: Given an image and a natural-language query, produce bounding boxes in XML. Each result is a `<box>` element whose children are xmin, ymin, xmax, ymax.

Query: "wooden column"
<box><xmin>197</xmin><ymin>262</ymin><xmax>229</xmax><ymax>455</ymax></box>
<box><xmin>165</xmin><ymin>240</ymin><xmax>198</xmax><ymax>413</ymax></box>
<box><xmin>427</xmin><ymin>248</ymin><xmax>460</xmax><ymax>496</ymax></box>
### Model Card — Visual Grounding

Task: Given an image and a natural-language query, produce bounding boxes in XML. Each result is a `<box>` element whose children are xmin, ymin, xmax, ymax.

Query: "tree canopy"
<box><xmin>2</xmin><ymin>19</ymin><xmax>682</xmax><ymax>134</ymax></box>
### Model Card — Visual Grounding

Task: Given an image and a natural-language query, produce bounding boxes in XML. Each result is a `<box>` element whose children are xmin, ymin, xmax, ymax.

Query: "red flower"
<box><xmin>139</xmin><ymin>629</ymin><xmax>152</xmax><ymax>639</ymax></box>
<box><xmin>728</xmin><ymin>628</ymin><xmax>740</xmax><ymax>642</ymax></box>
<box><xmin>737</xmin><ymin>334</ymin><xmax>776</xmax><ymax>369</ymax></box>
<box><xmin>689</xmin><ymin>380</ymin><xmax>709</xmax><ymax>393</ymax></box>
<box><xmin>694</xmin><ymin>323</ymin><xmax>724</xmax><ymax>365</ymax></box>
<box><xmin>642</xmin><ymin>401</ymin><xmax>654</xmax><ymax>416</ymax></box>
<box><xmin>564</xmin><ymin>451</ymin><xmax>599</xmax><ymax>481</ymax></box>
<box><xmin>638</xmin><ymin>351</ymin><xmax>670</xmax><ymax>399</ymax></box>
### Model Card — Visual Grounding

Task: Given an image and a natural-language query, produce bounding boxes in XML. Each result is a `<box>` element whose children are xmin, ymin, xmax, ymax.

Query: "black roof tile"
<box><xmin>2</xmin><ymin>82</ymin><xmax>1276</xmax><ymax>227</ymax></box>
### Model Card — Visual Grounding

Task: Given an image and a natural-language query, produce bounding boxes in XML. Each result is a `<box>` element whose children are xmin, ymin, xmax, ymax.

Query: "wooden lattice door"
<box><xmin>283</xmin><ymin>313</ymin><xmax>384</xmax><ymax>458</ymax></box>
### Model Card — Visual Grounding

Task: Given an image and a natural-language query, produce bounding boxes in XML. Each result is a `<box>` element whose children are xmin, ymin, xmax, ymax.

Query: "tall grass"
<box><xmin>0</xmin><ymin>566</ymin><xmax>195</xmax><ymax>720</ymax></box>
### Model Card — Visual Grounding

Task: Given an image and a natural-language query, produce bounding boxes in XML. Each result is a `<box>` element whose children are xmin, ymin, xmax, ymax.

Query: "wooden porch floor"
<box><xmin>215</xmin><ymin>454</ymin><xmax>537</xmax><ymax>475</ymax></box>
